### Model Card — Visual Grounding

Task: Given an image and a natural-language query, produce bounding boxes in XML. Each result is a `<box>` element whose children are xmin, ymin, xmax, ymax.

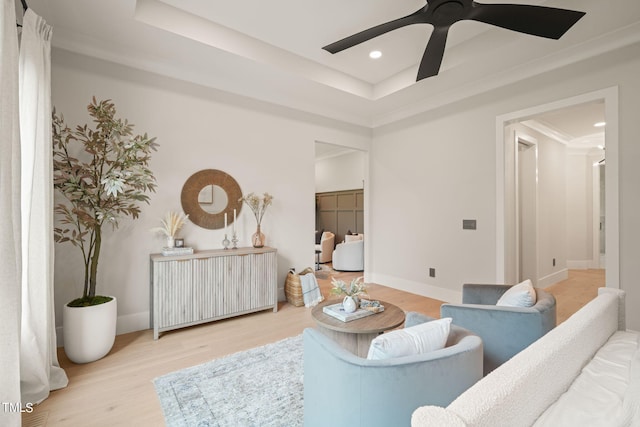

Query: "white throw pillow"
<box><xmin>344</xmin><ymin>234</ymin><xmax>363</xmax><ymax>243</ymax></box>
<box><xmin>367</xmin><ymin>317</ymin><xmax>452</xmax><ymax>360</ymax></box>
<box><xmin>496</xmin><ymin>279</ymin><xmax>537</xmax><ymax>307</ymax></box>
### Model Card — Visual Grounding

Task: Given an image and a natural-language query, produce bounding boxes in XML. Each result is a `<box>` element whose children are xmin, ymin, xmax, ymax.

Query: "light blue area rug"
<box><xmin>154</xmin><ymin>335</ymin><xmax>303</xmax><ymax>427</ymax></box>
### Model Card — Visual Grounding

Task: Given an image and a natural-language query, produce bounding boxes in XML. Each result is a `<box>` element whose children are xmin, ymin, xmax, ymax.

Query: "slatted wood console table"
<box><xmin>150</xmin><ymin>247</ymin><xmax>277</xmax><ymax>339</ymax></box>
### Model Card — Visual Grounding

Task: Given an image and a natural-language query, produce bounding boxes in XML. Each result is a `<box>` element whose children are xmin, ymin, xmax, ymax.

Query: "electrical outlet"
<box><xmin>462</xmin><ymin>219</ymin><xmax>477</xmax><ymax>230</ymax></box>
<box><xmin>429</xmin><ymin>268</ymin><xmax>436</xmax><ymax>278</ymax></box>
<box><xmin>552</xmin><ymin>258</ymin><xmax>556</xmax><ymax>267</ymax></box>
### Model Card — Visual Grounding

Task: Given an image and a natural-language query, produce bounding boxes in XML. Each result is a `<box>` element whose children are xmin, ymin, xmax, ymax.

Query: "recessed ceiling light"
<box><xmin>594</xmin><ymin>122</ymin><xmax>606</xmax><ymax>127</ymax></box>
<box><xmin>369</xmin><ymin>50</ymin><xmax>382</xmax><ymax>59</ymax></box>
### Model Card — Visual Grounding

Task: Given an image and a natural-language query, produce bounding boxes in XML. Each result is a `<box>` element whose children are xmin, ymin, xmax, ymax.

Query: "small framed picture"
<box><xmin>174</xmin><ymin>238</ymin><xmax>185</xmax><ymax>248</ymax></box>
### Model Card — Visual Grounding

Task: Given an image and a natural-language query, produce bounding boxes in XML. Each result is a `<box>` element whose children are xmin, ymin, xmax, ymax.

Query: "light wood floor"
<box><xmin>544</xmin><ymin>269</ymin><xmax>604</xmax><ymax>323</ymax></box>
<box><xmin>23</xmin><ymin>268</ymin><xmax>604</xmax><ymax>426</ymax></box>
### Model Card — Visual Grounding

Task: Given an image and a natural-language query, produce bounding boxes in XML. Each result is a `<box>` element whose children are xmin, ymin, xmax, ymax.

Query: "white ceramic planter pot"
<box><xmin>63</xmin><ymin>296</ymin><xmax>117</xmax><ymax>364</ymax></box>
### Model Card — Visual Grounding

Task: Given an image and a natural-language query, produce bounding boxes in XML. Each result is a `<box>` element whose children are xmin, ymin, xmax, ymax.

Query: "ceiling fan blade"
<box><xmin>417</xmin><ymin>26</ymin><xmax>449</xmax><ymax>81</ymax></box>
<box><xmin>469</xmin><ymin>3</ymin><xmax>585</xmax><ymax>40</ymax></box>
<box><xmin>323</xmin><ymin>11</ymin><xmax>424</xmax><ymax>54</ymax></box>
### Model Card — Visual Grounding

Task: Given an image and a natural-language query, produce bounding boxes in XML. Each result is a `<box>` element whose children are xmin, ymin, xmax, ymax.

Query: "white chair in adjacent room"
<box><xmin>332</xmin><ymin>234</ymin><xmax>364</xmax><ymax>271</ymax></box>
<box><xmin>315</xmin><ymin>231</ymin><xmax>335</xmax><ymax>264</ymax></box>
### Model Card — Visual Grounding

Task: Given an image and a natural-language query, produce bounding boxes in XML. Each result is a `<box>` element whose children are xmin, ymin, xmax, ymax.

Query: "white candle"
<box><xmin>233</xmin><ymin>209</ymin><xmax>237</xmax><ymax>233</ymax></box>
<box><xmin>224</xmin><ymin>212</ymin><xmax>227</xmax><ymax>229</ymax></box>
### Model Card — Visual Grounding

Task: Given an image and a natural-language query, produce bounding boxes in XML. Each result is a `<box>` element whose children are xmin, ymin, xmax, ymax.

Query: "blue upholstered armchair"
<box><xmin>441</xmin><ymin>283</ymin><xmax>557</xmax><ymax>375</ymax></box>
<box><xmin>303</xmin><ymin>312</ymin><xmax>483</xmax><ymax>427</ymax></box>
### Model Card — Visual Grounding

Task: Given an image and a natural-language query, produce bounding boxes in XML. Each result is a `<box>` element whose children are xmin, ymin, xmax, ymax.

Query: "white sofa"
<box><xmin>332</xmin><ymin>234</ymin><xmax>364</xmax><ymax>271</ymax></box>
<box><xmin>412</xmin><ymin>288</ymin><xmax>640</xmax><ymax>427</ymax></box>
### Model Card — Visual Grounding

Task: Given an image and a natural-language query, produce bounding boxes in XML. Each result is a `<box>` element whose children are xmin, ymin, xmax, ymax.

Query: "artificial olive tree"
<box><xmin>53</xmin><ymin>97</ymin><xmax>157</xmax><ymax>306</ymax></box>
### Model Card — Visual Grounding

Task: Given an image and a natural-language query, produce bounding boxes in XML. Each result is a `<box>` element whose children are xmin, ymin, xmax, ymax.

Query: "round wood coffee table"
<box><xmin>311</xmin><ymin>299</ymin><xmax>405</xmax><ymax>357</ymax></box>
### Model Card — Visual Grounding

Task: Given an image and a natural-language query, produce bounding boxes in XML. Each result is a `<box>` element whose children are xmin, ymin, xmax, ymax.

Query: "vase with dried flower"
<box><xmin>150</xmin><ymin>211</ymin><xmax>189</xmax><ymax>248</ymax></box>
<box><xmin>239</xmin><ymin>192</ymin><xmax>273</xmax><ymax>248</ymax></box>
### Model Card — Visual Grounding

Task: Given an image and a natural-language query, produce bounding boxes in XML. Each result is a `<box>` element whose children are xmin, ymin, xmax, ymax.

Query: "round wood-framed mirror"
<box><xmin>180</xmin><ymin>169</ymin><xmax>243</xmax><ymax>230</ymax></box>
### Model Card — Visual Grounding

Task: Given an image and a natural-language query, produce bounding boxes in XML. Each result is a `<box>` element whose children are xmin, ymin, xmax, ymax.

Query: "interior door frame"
<box><xmin>592</xmin><ymin>161</ymin><xmax>605</xmax><ymax>269</ymax></box>
<box><xmin>514</xmin><ymin>132</ymin><xmax>538</xmax><ymax>284</ymax></box>
<box><xmin>495</xmin><ymin>87</ymin><xmax>619</xmax><ymax>288</ymax></box>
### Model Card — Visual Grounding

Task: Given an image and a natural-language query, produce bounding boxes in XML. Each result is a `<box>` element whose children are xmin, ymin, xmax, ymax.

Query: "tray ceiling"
<box><xmin>23</xmin><ymin>0</ymin><xmax>640</xmax><ymax>127</ymax></box>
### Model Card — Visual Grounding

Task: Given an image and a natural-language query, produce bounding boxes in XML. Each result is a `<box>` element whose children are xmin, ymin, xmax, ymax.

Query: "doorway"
<box><xmin>496</xmin><ymin>87</ymin><xmax>619</xmax><ymax>288</ymax></box>
<box><xmin>314</xmin><ymin>141</ymin><xmax>368</xmax><ymax>272</ymax></box>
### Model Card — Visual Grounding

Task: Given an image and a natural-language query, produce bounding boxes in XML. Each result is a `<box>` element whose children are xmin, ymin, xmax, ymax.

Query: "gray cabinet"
<box><xmin>150</xmin><ymin>247</ymin><xmax>277</xmax><ymax>339</ymax></box>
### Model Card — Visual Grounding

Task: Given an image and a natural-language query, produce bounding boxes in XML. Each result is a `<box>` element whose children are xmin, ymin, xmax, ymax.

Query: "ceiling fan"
<box><xmin>323</xmin><ymin>0</ymin><xmax>586</xmax><ymax>81</ymax></box>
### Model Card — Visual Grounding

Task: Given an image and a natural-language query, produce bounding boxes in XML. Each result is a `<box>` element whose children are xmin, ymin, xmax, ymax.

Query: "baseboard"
<box><xmin>116</xmin><ymin>311</ymin><xmax>151</xmax><ymax>335</ymax></box>
<box><xmin>55</xmin><ymin>291</ymin><xmax>291</xmax><ymax>347</ymax></box>
<box><xmin>567</xmin><ymin>260</ymin><xmax>596</xmax><ymax>269</ymax></box>
<box><xmin>369</xmin><ymin>273</ymin><xmax>461</xmax><ymax>304</ymax></box>
<box><xmin>537</xmin><ymin>268</ymin><xmax>569</xmax><ymax>288</ymax></box>
<box><xmin>56</xmin><ymin>311</ymin><xmax>151</xmax><ymax>347</ymax></box>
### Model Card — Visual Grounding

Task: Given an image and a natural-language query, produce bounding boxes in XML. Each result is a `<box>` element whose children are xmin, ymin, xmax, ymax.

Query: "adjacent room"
<box><xmin>2</xmin><ymin>0</ymin><xmax>639</xmax><ymax>426</ymax></box>
<box><xmin>315</xmin><ymin>141</ymin><xmax>366</xmax><ymax>273</ymax></box>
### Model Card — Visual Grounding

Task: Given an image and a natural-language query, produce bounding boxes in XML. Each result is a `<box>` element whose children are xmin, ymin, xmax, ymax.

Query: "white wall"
<box><xmin>51</xmin><ymin>49</ymin><xmax>370</xmax><ymax>340</ymax></box>
<box><xmin>369</xmin><ymin>43</ymin><xmax>640</xmax><ymax>331</ymax></box>
<box><xmin>537</xmin><ymin>129</ymin><xmax>568</xmax><ymax>285</ymax></box>
<box><xmin>566</xmin><ymin>149</ymin><xmax>599</xmax><ymax>268</ymax></box>
<box><xmin>370</xmin><ymin>107</ymin><xmax>497</xmax><ymax>303</ymax></box>
<box><xmin>50</xmin><ymin>42</ymin><xmax>640</xmax><ymax>334</ymax></box>
<box><xmin>315</xmin><ymin>150</ymin><xmax>365</xmax><ymax>193</ymax></box>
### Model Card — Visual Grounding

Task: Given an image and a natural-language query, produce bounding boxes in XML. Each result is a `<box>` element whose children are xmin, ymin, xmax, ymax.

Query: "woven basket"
<box><xmin>285</xmin><ymin>267</ymin><xmax>314</xmax><ymax>307</ymax></box>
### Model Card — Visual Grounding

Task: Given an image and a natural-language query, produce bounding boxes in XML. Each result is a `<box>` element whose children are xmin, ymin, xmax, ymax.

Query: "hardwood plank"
<box><xmin>544</xmin><ymin>269</ymin><xmax>604</xmax><ymax>324</ymax></box>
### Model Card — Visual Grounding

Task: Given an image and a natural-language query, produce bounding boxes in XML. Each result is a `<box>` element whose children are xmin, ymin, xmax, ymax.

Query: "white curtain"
<box><xmin>19</xmin><ymin>8</ymin><xmax>68</xmax><ymax>404</ymax></box>
<box><xmin>0</xmin><ymin>0</ymin><xmax>23</xmax><ymax>426</ymax></box>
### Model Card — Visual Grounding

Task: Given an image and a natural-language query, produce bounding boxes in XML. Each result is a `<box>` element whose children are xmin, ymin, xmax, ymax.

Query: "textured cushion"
<box><xmin>624</xmin><ymin>342</ymin><xmax>640</xmax><ymax>425</ymax></box>
<box><xmin>533</xmin><ymin>331</ymin><xmax>639</xmax><ymax>426</ymax></box>
<box><xmin>497</xmin><ymin>279</ymin><xmax>537</xmax><ymax>307</ymax></box>
<box><xmin>367</xmin><ymin>318</ymin><xmax>452</xmax><ymax>360</ymax></box>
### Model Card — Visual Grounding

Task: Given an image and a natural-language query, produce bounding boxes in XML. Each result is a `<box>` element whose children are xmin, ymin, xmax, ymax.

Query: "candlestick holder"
<box><xmin>231</xmin><ymin>232</ymin><xmax>239</xmax><ymax>249</ymax></box>
<box><xmin>222</xmin><ymin>234</ymin><xmax>230</xmax><ymax>250</ymax></box>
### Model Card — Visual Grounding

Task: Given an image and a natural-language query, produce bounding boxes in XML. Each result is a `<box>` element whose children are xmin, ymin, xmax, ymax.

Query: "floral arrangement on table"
<box><xmin>239</xmin><ymin>192</ymin><xmax>273</xmax><ymax>248</ymax></box>
<box><xmin>330</xmin><ymin>276</ymin><xmax>368</xmax><ymax>313</ymax></box>
<box><xmin>150</xmin><ymin>211</ymin><xmax>189</xmax><ymax>247</ymax></box>
<box><xmin>330</xmin><ymin>276</ymin><xmax>368</xmax><ymax>298</ymax></box>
